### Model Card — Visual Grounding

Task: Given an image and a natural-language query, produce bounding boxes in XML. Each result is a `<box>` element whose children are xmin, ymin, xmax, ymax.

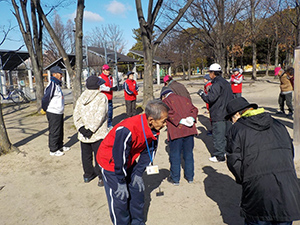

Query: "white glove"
<box><xmin>180</xmin><ymin>117</ymin><xmax>194</xmax><ymax>127</ymax></box>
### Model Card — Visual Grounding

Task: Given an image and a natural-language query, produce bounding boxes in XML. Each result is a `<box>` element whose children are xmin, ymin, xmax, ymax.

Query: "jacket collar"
<box><xmin>51</xmin><ymin>76</ymin><xmax>62</xmax><ymax>86</ymax></box>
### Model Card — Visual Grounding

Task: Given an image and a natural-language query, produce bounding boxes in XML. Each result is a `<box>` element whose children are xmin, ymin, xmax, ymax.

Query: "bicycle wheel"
<box><xmin>10</xmin><ymin>90</ymin><xmax>24</xmax><ymax>104</ymax></box>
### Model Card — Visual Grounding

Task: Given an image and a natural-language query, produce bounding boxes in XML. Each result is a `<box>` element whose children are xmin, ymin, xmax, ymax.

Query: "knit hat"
<box><xmin>225</xmin><ymin>97</ymin><xmax>258</xmax><ymax>120</ymax></box>
<box><xmin>160</xmin><ymin>87</ymin><xmax>173</xmax><ymax>99</ymax></box>
<box><xmin>274</xmin><ymin>67</ymin><xmax>281</xmax><ymax>76</ymax></box>
<box><xmin>50</xmin><ymin>66</ymin><xmax>63</xmax><ymax>75</ymax></box>
<box><xmin>102</xmin><ymin>64</ymin><xmax>110</xmax><ymax>70</ymax></box>
<box><xmin>86</xmin><ymin>76</ymin><xmax>105</xmax><ymax>90</ymax></box>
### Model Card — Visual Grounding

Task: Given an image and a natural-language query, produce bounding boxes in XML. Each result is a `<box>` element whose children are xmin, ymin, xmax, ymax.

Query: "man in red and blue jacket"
<box><xmin>123</xmin><ymin>71</ymin><xmax>139</xmax><ymax>117</ymax></box>
<box><xmin>96</xmin><ymin>100</ymin><xmax>169</xmax><ymax>225</ymax></box>
<box><xmin>99</xmin><ymin>64</ymin><xmax>118</xmax><ymax>128</ymax></box>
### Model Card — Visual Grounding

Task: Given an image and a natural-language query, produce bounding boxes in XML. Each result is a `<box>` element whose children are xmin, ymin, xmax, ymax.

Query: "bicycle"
<box><xmin>0</xmin><ymin>86</ymin><xmax>30</xmax><ymax>104</ymax></box>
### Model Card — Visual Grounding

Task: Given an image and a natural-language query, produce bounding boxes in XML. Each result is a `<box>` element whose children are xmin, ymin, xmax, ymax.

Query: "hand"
<box><xmin>132</xmin><ymin>175</ymin><xmax>145</xmax><ymax>192</ymax></box>
<box><xmin>110</xmin><ymin>86</ymin><xmax>118</xmax><ymax>91</ymax></box>
<box><xmin>114</xmin><ymin>183</ymin><xmax>129</xmax><ymax>200</ymax></box>
<box><xmin>197</xmin><ymin>89</ymin><xmax>204</xmax><ymax>96</ymax></box>
<box><xmin>78</xmin><ymin>126</ymin><xmax>93</xmax><ymax>138</ymax></box>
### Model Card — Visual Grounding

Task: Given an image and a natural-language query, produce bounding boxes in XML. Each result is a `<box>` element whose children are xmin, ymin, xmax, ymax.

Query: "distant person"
<box><xmin>230</xmin><ymin>68</ymin><xmax>244</xmax><ymax>98</ymax></box>
<box><xmin>286</xmin><ymin>67</ymin><xmax>294</xmax><ymax>90</ymax></box>
<box><xmin>225</xmin><ymin>97</ymin><xmax>300</xmax><ymax>225</ymax></box>
<box><xmin>99</xmin><ymin>64</ymin><xmax>118</xmax><ymax>129</ymax></box>
<box><xmin>203</xmin><ymin>74</ymin><xmax>212</xmax><ymax>113</ymax></box>
<box><xmin>197</xmin><ymin>63</ymin><xmax>233</xmax><ymax>162</ymax></box>
<box><xmin>73</xmin><ymin>76</ymin><xmax>108</xmax><ymax>186</ymax></box>
<box><xmin>96</xmin><ymin>100</ymin><xmax>169</xmax><ymax>225</ymax></box>
<box><xmin>275</xmin><ymin>67</ymin><xmax>293</xmax><ymax>116</ymax></box>
<box><xmin>42</xmin><ymin>66</ymin><xmax>70</xmax><ymax>156</ymax></box>
<box><xmin>123</xmin><ymin>71</ymin><xmax>139</xmax><ymax>117</ymax></box>
<box><xmin>160</xmin><ymin>87</ymin><xmax>198</xmax><ymax>185</ymax></box>
<box><xmin>203</xmin><ymin>74</ymin><xmax>212</xmax><ymax>135</ymax></box>
<box><xmin>163</xmin><ymin>75</ymin><xmax>191</xmax><ymax>101</ymax></box>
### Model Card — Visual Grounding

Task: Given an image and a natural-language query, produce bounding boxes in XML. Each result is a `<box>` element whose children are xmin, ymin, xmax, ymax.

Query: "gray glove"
<box><xmin>132</xmin><ymin>175</ymin><xmax>145</xmax><ymax>192</ymax></box>
<box><xmin>114</xmin><ymin>183</ymin><xmax>129</xmax><ymax>200</ymax></box>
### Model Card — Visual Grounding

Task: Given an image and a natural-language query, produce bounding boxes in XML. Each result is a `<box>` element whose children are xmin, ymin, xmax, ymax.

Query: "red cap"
<box><xmin>102</xmin><ymin>64</ymin><xmax>110</xmax><ymax>70</ymax></box>
<box><xmin>163</xmin><ymin>75</ymin><xmax>171</xmax><ymax>83</ymax></box>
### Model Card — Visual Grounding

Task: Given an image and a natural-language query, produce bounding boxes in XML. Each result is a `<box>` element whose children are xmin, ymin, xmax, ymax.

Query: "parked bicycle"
<box><xmin>0</xmin><ymin>86</ymin><xmax>30</xmax><ymax>104</ymax></box>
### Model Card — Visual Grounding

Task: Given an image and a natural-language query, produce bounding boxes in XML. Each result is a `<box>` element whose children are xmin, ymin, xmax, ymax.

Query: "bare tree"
<box><xmin>34</xmin><ymin>0</ymin><xmax>84</xmax><ymax>103</ymax></box>
<box><xmin>135</xmin><ymin>0</ymin><xmax>193</xmax><ymax>105</ymax></box>
<box><xmin>86</xmin><ymin>24</ymin><xmax>127</xmax><ymax>53</ymax></box>
<box><xmin>43</xmin><ymin>12</ymin><xmax>75</xmax><ymax>66</ymax></box>
<box><xmin>11</xmin><ymin>0</ymin><xmax>44</xmax><ymax>111</ymax></box>
<box><xmin>0</xmin><ymin>21</ymin><xmax>19</xmax><ymax>155</ymax></box>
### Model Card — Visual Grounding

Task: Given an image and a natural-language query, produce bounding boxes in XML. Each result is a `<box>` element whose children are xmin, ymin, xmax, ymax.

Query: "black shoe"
<box><xmin>98</xmin><ymin>179</ymin><xmax>104</xmax><ymax>187</ymax></box>
<box><xmin>84</xmin><ymin>174</ymin><xmax>97</xmax><ymax>183</ymax></box>
<box><xmin>167</xmin><ymin>176</ymin><xmax>179</xmax><ymax>186</ymax></box>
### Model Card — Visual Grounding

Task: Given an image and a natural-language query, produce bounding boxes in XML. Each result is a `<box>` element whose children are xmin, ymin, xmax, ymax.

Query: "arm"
<box><xmin>200</xmin><ymin>82</ymin><xmax>221</xmax><ymax>104</ymax></box>
<box><xmin>99</xmin><ymin>83</ymin><xmax>111</xmax><ymax>92</ymax></box>
<box><xmin>41</xmin><ymin>82</ymin><xmax>55</xmax><ymax>111</ymax></box>
<box><xmin>232</xmin><ymin>75</ymin><xmax>243</xmax><ymax>84</ymax></box>
<box><xmin>73</xmin><ymin>98</ymin><xmax>84</xmax><ymax>130</ymax></box>
<box><xmin>86</xmin><ymin>95</ymin><xmax>108</xmax><ymax>132</ymax></box>
<box><xmin>123</xmin><ymin>81</ymin><xmax>134</xmax><ymax>95</ymax></box>
<box><xmin>226</xmin><ymin>128</ymin><xmax>243</xmax><ymax>184</ymax></box>
<box><xmin>113</xmin><ymin>127</ymin><xmax>132</xmax><ymax>184</ymax></box>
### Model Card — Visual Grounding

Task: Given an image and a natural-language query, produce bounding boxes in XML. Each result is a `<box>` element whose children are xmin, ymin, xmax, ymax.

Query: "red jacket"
<box><xmin>230</xmin><ymin>73</ymin><xmax>243</xmax><ymax>93</ymax></box>
<box><xmin>99</xmin><ymin>73</ymin><xmax>113</xmax><ymax>100</ymax></box>
<box><xmin>96</xmin><ymin>114</ymin><xmax>159</xmax><ymax>172</ymax></box>
<box><xmin>204</xmin><ymin>81</ymin><xmax>212</xmax><ymax>111</ymax></box>
<box><xmin>123</xmin><ymin>79</ymin><xmax>138</xmax><ymax>101</ymax></box>
<box><xmin>163</xmin><ymin>93</ymin><xmax>198</xmax><ymax>140</ymax></box>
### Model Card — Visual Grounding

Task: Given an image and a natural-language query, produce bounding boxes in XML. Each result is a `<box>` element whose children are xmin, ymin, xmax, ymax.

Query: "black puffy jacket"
<box><xmin>226</xmin><ymin>111</ymin><xmax>300</xmax><ymax>222</ymax></box>
<box><xmin>201</xmin><ymin>76</ymin><xmax>233</xmax><ymax>122</ymax></box>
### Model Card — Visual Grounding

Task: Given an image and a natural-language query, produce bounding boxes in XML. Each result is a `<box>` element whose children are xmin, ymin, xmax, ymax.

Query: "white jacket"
<box><xmin>73</xmin><ymin>89</ymin><xmax>108</xmax><ymax>143</ymax></box>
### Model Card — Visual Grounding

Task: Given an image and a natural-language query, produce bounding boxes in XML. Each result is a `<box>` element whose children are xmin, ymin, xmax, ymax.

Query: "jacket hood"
<box><xmin>238</xmin><ymin>109</ymin><xmax>273</xmax><ymax>131</ymax></box>
<box><xmin>81</xmin><ymin>89</ymin><xmax>101</xmax><ymax>105</ymax></box>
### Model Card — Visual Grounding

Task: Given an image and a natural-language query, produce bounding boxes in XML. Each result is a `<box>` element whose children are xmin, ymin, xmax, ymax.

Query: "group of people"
<box><xmin>42</xmin><ymin>63</ymin><xmax>300</xmax><ymax>225</ymax></box>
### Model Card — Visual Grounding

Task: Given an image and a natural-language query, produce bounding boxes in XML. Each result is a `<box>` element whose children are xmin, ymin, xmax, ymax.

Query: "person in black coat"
<box><xmin>225</xmin><ymin>97</ymin><xmax>300</xmax><ymax>225</ymax></box>
<box><xmin>198</xmin><ymin>63</ymin><xmax>233</xmax><ymax>162</ymax></box>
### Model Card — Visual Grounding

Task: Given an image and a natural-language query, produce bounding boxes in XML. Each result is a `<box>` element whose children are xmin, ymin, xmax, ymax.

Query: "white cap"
<box><xmin>208</xmin><ymin>63</ymin><xmax>222</xmax><ymax>72</ymax></box>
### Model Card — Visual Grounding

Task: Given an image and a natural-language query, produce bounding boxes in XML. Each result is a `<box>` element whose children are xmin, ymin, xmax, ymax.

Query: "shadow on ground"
<box><xmin>196</xmin><ymin>115</ymin><xmax>214</xmax><ymax>156</ymax></box>
<box><xmin>203</xmin><ymin>166</ymin><xmax>243</xmax><ymax>225</ymax></box>
<box><xmin>14</xmin><ymin>115</ymin><xmax>73</xmax><ymax>147</ymax></box>
<box><xmin>143</xmin><ymin>168</ymin><xmax>169</xmax><ymax>222</ymax></box>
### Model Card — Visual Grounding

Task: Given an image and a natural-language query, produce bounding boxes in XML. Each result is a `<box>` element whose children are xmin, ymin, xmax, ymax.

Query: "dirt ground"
<box><xmin>0</xmin><ymin>76</ymin><xmax>299</xmax><ymax>225</ymax></box>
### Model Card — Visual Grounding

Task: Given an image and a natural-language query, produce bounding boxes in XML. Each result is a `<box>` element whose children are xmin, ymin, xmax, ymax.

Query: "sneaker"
<box><xmin>50</xmin><ymin>150</ymin><xmax>65</xmax><ymax>156</ymax></box>
<box><xmin>276</xmin><ymin>110</ymin><xmax>285</xmax><ymax>115</ymax></box>
<box><xmin>287</xmin><ymin>112</ymin><xmax>293</xmax><ymax>117</ymax></box>
<box><xmin>188</xmin><ymin>180</ymin><xmax>193</xmax><ymax>184</ymax></box>
<box><xmin>98</xmin><ymin>179</ymin><xmax>104</xmax><ymax>187</ymax></box>
<box><xmin>167</xmin><ymin>176</ymin><xmax>179</xmax><ymax>186</ymax></box>
<box><xmin>209</xmin><ymin>156</ymin><xmax>225</xmax><ymax>163</ymax></box>
<box><xmin>61</xmin><ymin>146</ymin><xmax>70</xmax><ymax>152</ymax></box>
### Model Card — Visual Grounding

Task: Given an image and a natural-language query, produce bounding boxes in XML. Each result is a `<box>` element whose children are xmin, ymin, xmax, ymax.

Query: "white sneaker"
<box><xmin>50</xmin><ymin>150</ymin><xmax>65</xmax><ymax>156</ymax></box>
<box><xmin>61</xmin><ymin>146</ymin><xmax>70</xmax><ymax>152</ymax></box>
<box><xmin>209</xmin><ymin>156</ymin><xmax>218</xmax><ymax>162</ymax></box>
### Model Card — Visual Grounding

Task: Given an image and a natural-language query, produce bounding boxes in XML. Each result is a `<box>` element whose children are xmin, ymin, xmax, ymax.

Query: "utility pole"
<box><xmin>294</xmin><ymin>46</ymin><xmax>300</xmax><ymax>160</ymax></box>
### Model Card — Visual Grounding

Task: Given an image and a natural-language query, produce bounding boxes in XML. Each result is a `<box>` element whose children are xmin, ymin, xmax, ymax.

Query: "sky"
<box><xmin>0</xmin><ymin>0</ymin><xmax>142</xmax><ymax>54</ymax></box>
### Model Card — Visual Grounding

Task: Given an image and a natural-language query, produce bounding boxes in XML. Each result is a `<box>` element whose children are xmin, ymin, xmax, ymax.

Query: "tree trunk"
<box><xmin>143</xmin><ymin>48</ymin><xmax>154</xmax><ymax>105</ymax></box>
<box><xmin>252</xmin><ymin>42</ymin><xmax>257</xmax><ymax>80</ymax></box>
<box><xmin>73</xmin><ymin>0</ymin><xmax>85</xmax><ymax>104</ymax></box>
<box><xmin>0</xmin><ymin>103</ymin><xmax>18</xmax><ymax>155</ymax></box>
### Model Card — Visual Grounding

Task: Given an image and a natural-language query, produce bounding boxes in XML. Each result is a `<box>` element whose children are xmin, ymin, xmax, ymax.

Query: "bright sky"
<box><xmin>0</xmin><ymin>0</ymin><xmax>142</xmax><ymax>53</ymax></box>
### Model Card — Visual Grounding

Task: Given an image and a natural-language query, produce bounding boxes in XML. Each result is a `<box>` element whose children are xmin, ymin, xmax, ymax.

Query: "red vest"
<box><xmin>99</xmin><ymin>73</ymin><xmax>113</xmax><ymax>100</ymax></box>
<box><xmin>230</xmin><ymin>73</ymin><xmax>243</xmax><ymax>93</ymax></box>
<box><xmin>204</xmin><ymin>81</ymin><xmax>212</xmax><ymax>110</ymax></box>
<box><xmin>124</xmin><ymin>79</ymin><xmax>138</xmax><ymax>101</ymax></box>
<box><xmin>96</xmin><ymin>114</ymin><xmax>159</xmax><ymax>172</ymax></box>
